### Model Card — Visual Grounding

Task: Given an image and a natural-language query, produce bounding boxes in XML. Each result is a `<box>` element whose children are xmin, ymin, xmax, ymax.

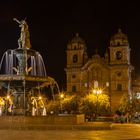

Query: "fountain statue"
<box><xmin>0</xmin><ymin>18</ymin><xmax>59</xmax><ymax>116</ymax></box>
<box><xmin>13</xmin><ymin>18</ymin><xmax>31</xmax><ymax>49</ymax></box>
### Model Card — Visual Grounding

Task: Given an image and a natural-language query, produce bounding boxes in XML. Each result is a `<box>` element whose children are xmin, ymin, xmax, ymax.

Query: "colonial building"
<box><xmin>65</xmin><ymin>29</ymin><xmax>134</xmax><ymax>111</ymax></box>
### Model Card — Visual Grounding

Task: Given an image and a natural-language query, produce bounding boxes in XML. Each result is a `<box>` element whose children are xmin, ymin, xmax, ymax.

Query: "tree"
<box><xmin>118</xmin><ymin>94</ymin><xmax>130</xmax><ymax>115</ymax></box>
<box><xmin>46</xmin><ymin>100</ymin><xmax>60</xmax><ymax>115</ymax></box>
<box><xmin>61</xmin><ymin>95</ymin><xmax>81</xmax><ymax>114</ymax></box>
<box><xmin>129</xmin><ymin>93</ymin><xmax>140</xmax><ymax>115</ymax></box>
<box><xmin>79</xmin><ymin>94</ymin><xmax>96</xmax><ymax>115</ymax></box>
<box><xmin>80</xmin><ymin>93</ymin><xmax>110</xmax><ymax>116</ymax></box>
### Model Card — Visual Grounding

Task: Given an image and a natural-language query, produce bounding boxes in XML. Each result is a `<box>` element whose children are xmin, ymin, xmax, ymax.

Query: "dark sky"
<box><xmin>0</xmin><ymin>1</ymin><xmax>140</xmax><ymax>89</ymax></box>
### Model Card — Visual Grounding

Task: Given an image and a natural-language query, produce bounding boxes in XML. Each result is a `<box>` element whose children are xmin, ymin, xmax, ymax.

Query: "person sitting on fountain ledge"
<box><xmin>13</xmin><ymin>18</ymin><xmax>31</xmax><ymax>49</ymax></box>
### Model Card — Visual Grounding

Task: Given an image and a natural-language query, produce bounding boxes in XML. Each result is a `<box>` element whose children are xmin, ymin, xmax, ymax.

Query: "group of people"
<box><xmin>114</xmin><ymin>112</ymin><xmax>132</xmax><ymax>123</ymax></box>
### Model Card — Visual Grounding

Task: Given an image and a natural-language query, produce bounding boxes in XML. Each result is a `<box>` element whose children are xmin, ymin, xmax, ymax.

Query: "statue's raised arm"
<box><xmin>13</xmin><ymin>18</ymin><xmax>31</xmax><ymax>49</ymax></box>
<box><xmin>13</xmin><ymin>18</ymin><xmax>21</xmax><ymax>24</ymax></box>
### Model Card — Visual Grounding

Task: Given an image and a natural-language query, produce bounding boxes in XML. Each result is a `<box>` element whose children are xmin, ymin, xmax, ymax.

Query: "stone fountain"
<box><xmin>0</xmin><ymin>18</ymin><xmax>59</xmax><ymax>116</ymax></box>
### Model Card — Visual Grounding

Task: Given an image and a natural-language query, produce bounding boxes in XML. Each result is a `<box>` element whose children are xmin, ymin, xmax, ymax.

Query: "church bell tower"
<box><xmin>65</xmin><ymin>33</ymin><xmax>88</xmax><ymax>93</ymax></box>
<box><xmin>109</xmin><ymin>29</ymin><xmax>133</xmax><ymax>111</ymax></box>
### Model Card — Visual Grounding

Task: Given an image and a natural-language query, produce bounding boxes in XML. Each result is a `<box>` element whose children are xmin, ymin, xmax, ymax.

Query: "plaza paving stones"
<box><xmin>0</xmin><ymin>123</ymin><xmax>140</xmax><ymax>139</ymax></box>
<box><xmin>0</xmin><ymin>122</ymin><xmax>112</xmax><ymax>130</ymax></box>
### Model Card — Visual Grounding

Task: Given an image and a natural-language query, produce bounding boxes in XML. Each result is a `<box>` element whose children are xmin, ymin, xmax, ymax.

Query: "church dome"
<box><xmin>70</xmin><ymin>33</ymin><xmax>85</xmax><ymax>44</ymax></box>
<box><xmin>67</xmin><ymin>33</ymin><xmax>86</xmax><ymax>50</ymax></box>
<box><xmin>110</xmin><ymin>29</ymin><xmax>129</xmax><ymax>46</ymax></box>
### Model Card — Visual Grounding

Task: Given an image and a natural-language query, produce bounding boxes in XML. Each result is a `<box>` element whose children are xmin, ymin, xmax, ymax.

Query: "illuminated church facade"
<box><xmin>65</xmin><ymin>29</ymin><xmax>135</xmax><ymax>111</ymax></box>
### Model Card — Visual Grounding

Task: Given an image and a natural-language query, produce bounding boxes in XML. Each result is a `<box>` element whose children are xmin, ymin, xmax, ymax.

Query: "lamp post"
<box><xmin>38</xmin><ymin>96</ymin><xmax>46</xmax><ymax>116</ymax></box>
<box><xmin>0</xmin><ymin>97</ymin><xmax>5</xmax><ymax>116</ymax></box>
<box><xmin>31</xmin><ymin>96</ymin><xmax>37</xmax><ymax>116</ymax></box>
<box><xmin>105</xmin><ymin>82</ymin><xmax>111</xmax><ymax>112</ymax></box>
<box><xmin>4</xmin><ymin>95</ymin><xmax>11</xmax><ymax>115</ymax></box>
<box><xmin>60</xmin><ymin>93</ymin><xmax>64</xmax><ymax>114</ymax></box>
<box><xmin>93</xmin><ymin>89</ymin><xmax>102</xmax><ymax>118</ymax></box>
<box><xmin>90</xmin><ymin>81</ymin><xmax>110</xmax><ymax>118</ymax></box>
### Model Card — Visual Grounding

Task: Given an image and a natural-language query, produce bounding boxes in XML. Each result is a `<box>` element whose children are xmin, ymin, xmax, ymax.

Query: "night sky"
<box><xmin>0</xmin><ymin>1</ymin><xmax>140</xmax><ymax>89</ymax></box>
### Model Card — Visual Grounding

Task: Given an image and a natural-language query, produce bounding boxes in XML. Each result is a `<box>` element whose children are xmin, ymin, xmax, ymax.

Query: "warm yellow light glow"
<box><xmin>97</xmin><ymin>90</ymin><xmax>102</xmax><ymax>94</ymax></box>
<box><xmin>7</xmin><ymin>95</ymin><xmax>10</xmax><ymax>99</ymax></box>
<box><xmin>60</xmin><ymin>93</ymin><xmax>64</xmax><ymax>98</ymax></box>
<box><xmin>93</xmin><ymin>89</ymin><xmax>102</xmax><ymax>94</ymax></box>
<box><xmin>38</xmin><ymin>96</ymin><xmax>42</xmax><ymax>100</ymax></box>
<box><xmin>93</xmin><ymin>89</ymin><xmax>96</xmax><ymax>94</ymax></box>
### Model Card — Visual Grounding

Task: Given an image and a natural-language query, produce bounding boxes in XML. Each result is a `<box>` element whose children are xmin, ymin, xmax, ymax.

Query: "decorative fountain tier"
<box><xmin>0</xmin><ymin>48</ymin><xmax>48</xmax><ymax>90</ymax></box>
<box><xmin>0</xmin><ymin>48</ymin><xmax>47</xmax><ymax>76</ymax></box>
<box><xmin>0</xmin><ymin>18</ymin><xmax>59</xmax><ymax>116</ymax></box>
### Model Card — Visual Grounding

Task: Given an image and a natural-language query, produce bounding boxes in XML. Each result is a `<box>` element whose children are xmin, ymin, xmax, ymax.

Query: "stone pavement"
<box><xmin>0</xmin><ymin>123</ymin><xmax>140</xmax><ymax>140</ymax></box>
<box><xmin>0</xmin><ymin>121</ymin><xmax>112</xmax><ymax>130</ymax></box>
<box><xmin>0</xmin><ymin>120</ymin><xmax>139</xmax><ymax>131</ymax></box>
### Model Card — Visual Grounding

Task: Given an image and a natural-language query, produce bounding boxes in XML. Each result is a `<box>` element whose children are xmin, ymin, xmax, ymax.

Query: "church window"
<box><xmin>117</xmin><ymin>41</ymin><xmax>120</xmax><ymax>46</ymax></box>
<box><xmin>73</xmin><ymin>54</ymin><xmax>78</xmax><ymax>63</ymax></box>
<box><xmin>117</xmin><ymin>72</ymin><xmax>121</xmax><ymax>77</ymax></box>
<box><xmin>72</xmin><ymin>85</ymin><xmax>76</xmax><ymax>92</ymax></box>
<box><xmin>117</xmin><ymin>84</ymin><xmax>122</xmax><ymax>91</ymax></box>
<box><xmin>115</xmin><ymin>51</ymin><xmax>122</xmax><ymax>60</ymax></box>
<box><xmin>74</xmin><ymin>46</ymin><xmax>76</xmax><ymax>50</ymax></box>
<box><xmin>84</xmin><ymin>83</ymin><xmax>88</xmax><ymax>87</ymax></box>
<box><xmin>72</xmin><ymin>74</ymin><xmax>76</xmax><ymax>79</ymax></box>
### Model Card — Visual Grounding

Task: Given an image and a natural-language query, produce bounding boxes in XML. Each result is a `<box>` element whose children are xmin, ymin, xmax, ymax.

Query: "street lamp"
<box><xmin>6</xmin><ymin>95</ymin><xmax>10</xmax><ymax>100</ymax></box>
<box><xmin>93</xmin><ymin>89</ymin><xmax>102</xmax><ymax>95</ymax></box>
<box><xmin>60</xmin><ymin>93</ymin><xmax>64</xmax><ymax>99</ymax></box>
<box><xmin>4</xmin><ymin>95</ymin><xmax>12</xmax><ymax>115</ymax></box>
<box><xmin>0</xmin><ymin>97</ymin><xmax>5</xmax><ymax>116</ymax></box>
<box><xmin>93</xmin><ymin>88</ymin><xmax>102</xmax><ymax>118</ymax></box>
<box><xmin>60</xmin><ymin>93</ymin><xmax>64</xmax><ymax>113</ymax></box>
<box><xmin>38</xmin><ymin>96</ymin><xmax>42</xmax><ymax>100</ymax></box>
<box><xmin>38</xmin><ymin>96</ymin><xmax>46</xmax><ymax>116</ymax></box>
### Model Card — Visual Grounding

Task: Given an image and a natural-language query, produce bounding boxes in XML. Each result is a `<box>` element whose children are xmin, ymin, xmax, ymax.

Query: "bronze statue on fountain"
<box><xmin>0</xmin><ymin>18</ymin><xmax>59</xmax><ymax>116</ymax></box>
